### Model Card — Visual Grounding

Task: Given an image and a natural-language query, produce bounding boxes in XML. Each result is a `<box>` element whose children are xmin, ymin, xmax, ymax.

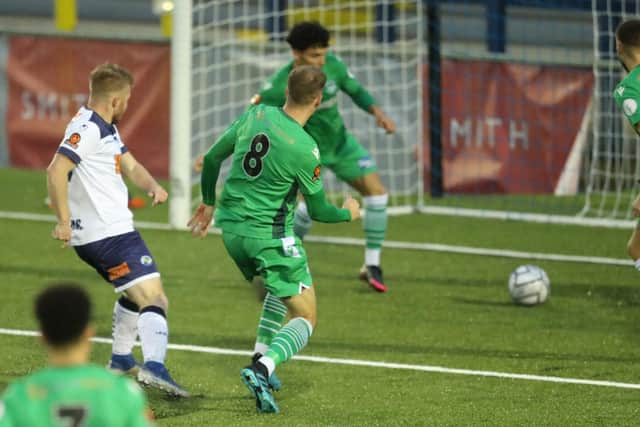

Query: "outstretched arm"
<box><xmin>189</xmin><ymin>116</ymin><xmax>239</xmax><ymax>238</ymax></box>
<box><xmin>303</xmin><ymin>190</ymin><xmax>359</xmax><ymax>223</ymax></box>
<box><xmin>200</xmin><ymin>122</ymin><xmax>237</xmax><ymax>207</ymax></box>
<box><xmin>369</xmin><ymin>105</ymin><xmax>396</xmax><ymax>134</ymax></box>
<box><xmin>294</xmin><ymin>144</ymin><xmax>360</xmax><ymax>223</ymax></box>
<box><xmin>341</xmin><ymin>66</ymin><xmax>396</xmax><ymax>134</ymax></box>
<box><xmin>119</xmin><ymin>152</ymin><xmax>167</xmax><ymax>206</ymax></box>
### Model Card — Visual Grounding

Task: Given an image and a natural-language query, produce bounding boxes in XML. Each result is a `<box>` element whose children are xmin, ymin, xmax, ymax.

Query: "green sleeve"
<box><xmin>618</xmin><ymin>85</ymin><xmax>640</xmax><ymax>126</ymax></box>
<box><xmin>294</xmin><ymin>144</ymin><xmax>323</xmax><ymax>196</ymax></box>
<box><xmin>303</xmin><ymin>189</ymin><xmax>352</xmax><ymax>223</ymax></box>
<box><xmin>201</xmin><ymin>117</ymin><xmax>242</xmax><ymax>206</ymax></box>
<box><xmin>294</xmin><ymin>145</ymin><xmax>349</xmax><ymax>221</ymax></box>
<box><xmin>338</xmin><ymin>59</ymin><xmax>376</xmax><ymax>112</ymax></box>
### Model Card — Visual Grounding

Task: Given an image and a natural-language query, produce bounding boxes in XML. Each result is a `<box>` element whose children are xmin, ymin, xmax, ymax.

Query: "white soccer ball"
<box><xmin>508</xmin><ymin>265</ymin><xmax>550</xmax><ymax>306</ymax></box>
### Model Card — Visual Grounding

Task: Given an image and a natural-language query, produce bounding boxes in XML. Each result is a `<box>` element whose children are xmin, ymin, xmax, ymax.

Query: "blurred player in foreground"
<box><xmin>0</xmin><ymin>284</ymin><xmax>155</xmax><ymax>427</ymax></box>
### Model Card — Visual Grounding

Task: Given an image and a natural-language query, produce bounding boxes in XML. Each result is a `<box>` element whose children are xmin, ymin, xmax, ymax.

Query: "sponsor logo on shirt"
<box><xmin>623</xmin><ymin>98</ymin><xmax>638</xmax><ymax>117</ymax></box>
<box><xmin>107</xmin><ymin>262</ymin><xmax>131</xmax><ymax>281</ymax></box>
<box><xmin>312</xmin><ymin>165</ymin><xmax>321</xmax><ymax>181</ymax></box>
<box><xmin>616</xmin><ymin>85</ymin><xmax>625</xmax><ymax>96</ymax></box>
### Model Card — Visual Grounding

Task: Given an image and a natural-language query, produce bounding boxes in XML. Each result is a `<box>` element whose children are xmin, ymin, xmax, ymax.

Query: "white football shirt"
<box><xmin>56</xmin><ymin>106</ymin><xmax>134</xmax><ymax>246</ymax></box>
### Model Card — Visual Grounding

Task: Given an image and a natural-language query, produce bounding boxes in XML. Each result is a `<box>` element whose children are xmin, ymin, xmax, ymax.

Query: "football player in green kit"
<box><xmin>614</xmin><ymin>20</ymin><xmax>640</xmax><ymax>268</ymax></box>
<box><xmin>188</xmin><ymin>65</ymin><xmax>360</xmax><ymax>413</ymax></box>
<box><xmin>0</xmin><ymin>284</ymin><xmax>154</xmax><ymax>427</ymax></box>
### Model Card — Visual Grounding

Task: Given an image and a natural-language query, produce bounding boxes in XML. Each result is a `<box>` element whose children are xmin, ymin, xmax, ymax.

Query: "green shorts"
<box><xmin>221</xmin><ymin>231</ymin><xmax>313</xmax><ymax>298</ymax></box>
<box><xmin>323</xmin><ymin>132</ymin><xmax>377</xmax><ymax>182</ymax></box>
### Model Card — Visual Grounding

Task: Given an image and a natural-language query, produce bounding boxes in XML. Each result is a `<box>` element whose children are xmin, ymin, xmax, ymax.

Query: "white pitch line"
<box><xmin>1</xmin><ymin>328</ymin><xmax>639</xmax><ymax>390</ymax></box>
<box><xmin>304</xmin><ymin>235</ymin><xmax>634</xmax><ymax>266</ymax></box>
<box><xmin>418</xmin><ymin>205</ymin><xmax>636</xmax><ymax>229</ymax></box>
<box><xmin>0</xmin><ymin>210</ymin><xmax>632</xmax><ymax>266</ymax></box>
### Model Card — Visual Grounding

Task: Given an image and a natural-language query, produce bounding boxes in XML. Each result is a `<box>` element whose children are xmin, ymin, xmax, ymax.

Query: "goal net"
<box><xmin>170</xmin><ymin>0</ymin><xmax>423</xmax><ymax>227</ymax></box>
<box><xmin>171</xmin><ymin>1</ymin><xmax>637</xmax><ymax>229</ymax></box>
<box><xmin>583</xmin><ymin>0</ymin><xmax>640</xmax><ymax>221</ymax></box>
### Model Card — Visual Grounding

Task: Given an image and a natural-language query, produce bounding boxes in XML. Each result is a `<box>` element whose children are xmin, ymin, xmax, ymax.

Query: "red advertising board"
<box><xmin>4</xmin><ymin>39</ymin><xmax>594</xmax><ymax>194</ymax></box>
<box><xmin>422</xmin><ymin>59</ymin><xmax>594</xmax><ymax>194</ymax></box>
<box><xmin>6</xmin><ymin>36</ymin><xmax>170</xmax><ymax>177</ymax></box>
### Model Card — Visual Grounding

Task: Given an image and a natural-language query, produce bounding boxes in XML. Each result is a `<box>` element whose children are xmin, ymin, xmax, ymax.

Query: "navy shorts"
<box><xmin>74</xmin><ymin>231</ymin><xmax>160</xmax><ymax>292</ymax></box>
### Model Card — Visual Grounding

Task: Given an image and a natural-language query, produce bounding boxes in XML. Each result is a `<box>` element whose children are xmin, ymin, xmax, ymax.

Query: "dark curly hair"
<box><xmin>617</xmin><ymin>19</ymin><xmax>640</xmax><ymax>47</ymax></box>
<box><xmin>286</xmin><ymin>21</ymin><xmax>330</xmax><ymax>51</ymax></box>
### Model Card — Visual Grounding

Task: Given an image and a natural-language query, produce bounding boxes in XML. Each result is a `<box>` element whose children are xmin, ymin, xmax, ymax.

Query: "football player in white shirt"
<box><xmin>46</xmin><ymin>63</ymin><xmax>188</xmax><ymax>397</ymax></box>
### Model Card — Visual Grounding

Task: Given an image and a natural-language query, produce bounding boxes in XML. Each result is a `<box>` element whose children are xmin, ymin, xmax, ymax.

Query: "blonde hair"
<box><xmin>287</xmin><ymin>65</ymin><xmax>326</xmax><ymax>106</ymax></box>
<box><xmin>89</xmin><ymin>63</ymin><xmax>133</xmax><ymax>99</ymax></box>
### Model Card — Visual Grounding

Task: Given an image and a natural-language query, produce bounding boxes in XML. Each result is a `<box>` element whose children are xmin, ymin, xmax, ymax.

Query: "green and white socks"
<box><xmin>259</xmin><ymin>317</ymin><xmax>313</xmax><ymax>376</ymax></box>
<box><xmin>363</xmin><ymin>194</ymin><xmax>388</xmax><ymax>266</ymax></box>
<box><xmin>253</xmin><ymin>292</ymin><xmax>287</xmax><ymax>356</ymax></box>
<box><xmin>253</xmin><ymin>292</ymin><xmax>314</xmax><ymax>378</ymax></box>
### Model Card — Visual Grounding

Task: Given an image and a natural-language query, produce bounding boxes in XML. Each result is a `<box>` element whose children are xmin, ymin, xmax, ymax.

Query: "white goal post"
<box><xmin>169</xmin><ymin>0</ymin><xmax>193</xmax><ymax>229</ymax></box>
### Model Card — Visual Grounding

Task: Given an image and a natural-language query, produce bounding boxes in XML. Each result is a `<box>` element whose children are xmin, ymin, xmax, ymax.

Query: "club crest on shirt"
<box><xmin>312</xmin><ymin>165</ymin><xmax>321</xmax><ymax>181</ymax></box>
<box><xmin>65</xmin><ymin>132</ymin><xmax>81</xmax><ymax>149</ymax></box>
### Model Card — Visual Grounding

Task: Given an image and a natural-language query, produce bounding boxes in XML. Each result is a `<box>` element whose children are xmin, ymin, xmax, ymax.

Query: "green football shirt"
<box><xmin>203</xmin><ymin>104</ymin><xmax>328</xmax><ymax>239</ymax></box>
<box><xmin>258</xmin><ymin>53</ymin><xmax>376</xmax><ymax>161</ymax></box>
<box><xmin>614</xmin><ymin>65</ymin><xmax>640</xmax><ymax>128</ymax></box>
<box><xmin>0</xmin><ymin>364</ymin><xmax>153</xmax><ymax>427</ymax></box>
